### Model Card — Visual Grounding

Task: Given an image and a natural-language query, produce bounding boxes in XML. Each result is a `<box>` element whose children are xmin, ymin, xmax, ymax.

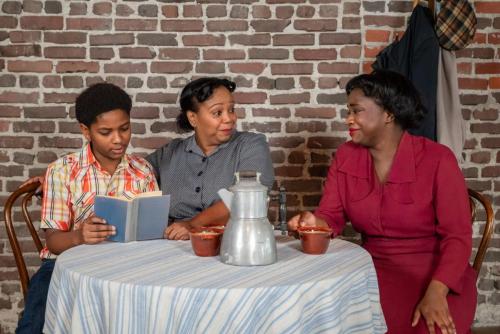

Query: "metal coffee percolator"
<box><xmin>217</xmin><ymin>171</ymin><xmax>277</xmax><ymax>266</ymax></box>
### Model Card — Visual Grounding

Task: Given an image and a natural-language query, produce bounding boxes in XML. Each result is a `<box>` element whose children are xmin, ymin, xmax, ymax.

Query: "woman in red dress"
<box><xmin>288</xmin><ymin>70</ymin><xmax>477</xmax><ymax>334</ymax></box>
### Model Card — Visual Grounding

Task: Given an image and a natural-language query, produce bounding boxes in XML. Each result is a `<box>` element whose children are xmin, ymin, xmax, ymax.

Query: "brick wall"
<box><xmin>0</xmin><ymin>1</ymin><xmax>498</xmax><ymax>332</ymax></box>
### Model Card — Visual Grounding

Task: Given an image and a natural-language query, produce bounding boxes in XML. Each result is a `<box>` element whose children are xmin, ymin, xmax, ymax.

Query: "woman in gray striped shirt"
<box><xmin>146</xmin><ymin>77</ymin><xmax>275</xmax><ymax>240</ymax></box>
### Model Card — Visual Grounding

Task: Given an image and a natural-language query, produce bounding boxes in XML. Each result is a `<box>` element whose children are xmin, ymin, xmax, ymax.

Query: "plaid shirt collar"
<box><xmin>77</xmin><ymin>142</ymin><xmax>149</xmax><ymax>178</ymax></box>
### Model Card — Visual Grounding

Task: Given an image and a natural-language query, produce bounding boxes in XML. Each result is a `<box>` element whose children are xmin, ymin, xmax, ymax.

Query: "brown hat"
<box><xmin>435</xmin><ymin>0</ymin><xmax>477</xmax><ymax>51</ymax></box>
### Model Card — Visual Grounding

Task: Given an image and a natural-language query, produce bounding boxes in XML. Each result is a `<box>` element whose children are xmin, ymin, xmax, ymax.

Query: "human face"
<box><xmin>187</xmin><ymin>86</ymin><xmax>237</xmax><ymax>154</ymax></box>
<box><xmin>345</xmin><ymin>88</ymin><xmax>393</xmax><ymax>147</ymax></box>
<box><xmin>80</xmin><ymin>109</ymin><xmax>131</xmax><ymax>172</ymax></box>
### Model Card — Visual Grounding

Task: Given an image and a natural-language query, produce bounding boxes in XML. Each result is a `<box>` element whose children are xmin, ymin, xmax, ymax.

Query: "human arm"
<box><xmin>412</xmin><ymin>149</ymin><xmax>472</xmax><ymax>333</ymax></box>
<box><xmin>164</xmin><ymin>201</ymin><xmax>229</xmax><ymax>240</ymax></box>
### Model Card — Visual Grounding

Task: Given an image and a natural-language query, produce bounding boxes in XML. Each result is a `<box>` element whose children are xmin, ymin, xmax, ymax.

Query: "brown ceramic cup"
<box><xmin>298</xmin><ymin>226</ymin><xmax>332</xmax><ymax>255</ymax></box>
<box><xmin>190</xmin><ymin>229</ymin><xmax>222</xmax><ymax>257</ymax></box>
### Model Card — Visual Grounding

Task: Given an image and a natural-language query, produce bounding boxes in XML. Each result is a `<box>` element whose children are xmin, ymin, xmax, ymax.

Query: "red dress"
<box><xmin>315</xmin><ymin>132</ymin><xmax>477</xmax><ymax>333</ymax></box>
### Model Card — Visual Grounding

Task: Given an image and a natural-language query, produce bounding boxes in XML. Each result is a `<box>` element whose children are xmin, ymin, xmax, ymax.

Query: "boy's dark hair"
<box><xmin>75</xmin><ymin>83</ymin><xmax>132</xmax><ymax>127</ymax></box>
<box><xmin>177</xmin><ymin>77</ymin><xmax>236</xmax><ymax>131</ymax></box>
<box><xmin>345</xmin><ymin>70</ymin><xmax>425</xmax><ymax>130</ymax></box>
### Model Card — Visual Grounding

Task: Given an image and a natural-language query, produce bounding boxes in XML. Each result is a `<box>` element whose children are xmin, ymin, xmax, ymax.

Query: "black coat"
<box><xmin>373</xmin><ymin>5</ymin><xmax>439</xmax><ymax>141</ymax></box>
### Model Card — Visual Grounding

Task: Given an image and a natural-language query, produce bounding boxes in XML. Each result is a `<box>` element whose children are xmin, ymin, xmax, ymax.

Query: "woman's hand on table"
<box><xmin>164</xmin><ymin>221</ymin><xmax>191</xmax><ymax>240</ymax></box>
<box><xmin>412</xmin><ymin>279</ymin><xmax>455</xmax><ymax>334</ymax></box>
<box><xmin>79</xmin><ymin>216</ymin><xmax>116</xmax><ymax>244</ymax></box>
<box><xmin>287</xmin><ymin>211</ymin><xmax>330</xmax><ymax>238</ymax></box>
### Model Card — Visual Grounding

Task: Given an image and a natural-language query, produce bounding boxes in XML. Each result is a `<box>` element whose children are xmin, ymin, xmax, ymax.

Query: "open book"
<box><xmin>94</xmin><ymin>191</ymin><xmax>170</xmax><ymax>242</ymax></box>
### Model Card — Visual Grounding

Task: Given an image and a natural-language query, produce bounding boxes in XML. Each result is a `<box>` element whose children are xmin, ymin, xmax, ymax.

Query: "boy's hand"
<box><xmin>79</xmin><ymin>216</ymin><xmax>116</xmax><ymax>244</ymax></box>
<box><xmin>164</xmin><ymin>221</ymin><xmax>191</xmax><ymax>240</ymax></box>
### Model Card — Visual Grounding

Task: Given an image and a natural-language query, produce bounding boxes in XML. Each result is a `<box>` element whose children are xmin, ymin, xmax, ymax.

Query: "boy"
<box><xmin>16</xmin><ymin>83</ymin><xmax>159</xmax><ymax>334</ymax></box>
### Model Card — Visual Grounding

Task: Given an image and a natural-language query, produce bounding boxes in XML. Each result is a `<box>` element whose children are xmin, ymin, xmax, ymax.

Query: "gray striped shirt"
<box><xmin>146</xmin><ymin>131</ymin><xmax>275</xmax><ymax>221</ymax></box>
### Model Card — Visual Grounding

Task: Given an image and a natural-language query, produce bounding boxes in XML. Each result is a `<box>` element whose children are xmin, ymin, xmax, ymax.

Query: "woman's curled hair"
<box><xmin>177</xmin><ymin>77</ymin><xmax>236</xmax><ymax>131</ymax></box>
<box><xmin>345</xmin><ymin>70</ymin><xmax>425</xmax><ymax>130</ymax></box>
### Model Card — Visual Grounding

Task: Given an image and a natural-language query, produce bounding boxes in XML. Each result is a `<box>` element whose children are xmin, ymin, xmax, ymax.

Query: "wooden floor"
<box><xmin>472</xmin><ymin>327</ymin><xmax>500</xmax><ymax>334</ymax></box>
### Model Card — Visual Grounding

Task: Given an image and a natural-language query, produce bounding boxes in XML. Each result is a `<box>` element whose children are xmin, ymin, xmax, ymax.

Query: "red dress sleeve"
<box><xmin>314</xmin><ymin>157</ymin><xmax>348</xmax><ymax>237</ymax></box>
<box><xmin>431</xmin><ymin>149</ymin><xmax>472</xmax><ymax>294</ymax></box>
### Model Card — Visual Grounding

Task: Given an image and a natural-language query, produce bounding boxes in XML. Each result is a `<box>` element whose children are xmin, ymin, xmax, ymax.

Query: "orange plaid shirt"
<box><xmin>40</xmin><ymin>143</ymin><xmax>159</xmax><ymax>259</ymax></box>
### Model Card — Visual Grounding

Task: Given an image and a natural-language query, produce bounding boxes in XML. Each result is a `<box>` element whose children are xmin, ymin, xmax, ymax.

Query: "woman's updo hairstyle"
<box><xmin>177</xmin><ymin>77</ymin><xmax>236</xmax><ymax>131</ymax></box>
<box><xmin>345</xmin><ymin>70</ymin><xmax>425</xmax><ymax>130</ymax></box>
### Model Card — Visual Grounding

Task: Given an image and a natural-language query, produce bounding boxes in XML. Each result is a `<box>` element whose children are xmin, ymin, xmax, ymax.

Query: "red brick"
<box><xmin>0</xmin><ymin>106</ymin><xmax>22</xmax><ymax>117</ymax></box>
<box><xmin>318</xmin><ymin>62</ymin><xmax>359</xmax><ymax>74</ymax></box>
<box><xmin>119</xmin><ymin>47</ymin><xmax>156</xmax><ymax>59</ymax></box>
<box><xmin>473</xmin><ymin>32</ymin><xmax>487</xmax><ymax>44</ymax></box>
<box><xmin>206</xmin><ymin>5</ymin><xmax>227</xmax><ymax>18</ymax></box>
<box><xmin>307</xmin><ymin>136</ymin><xmax>345</xmax><ymax>149</ymax></box>
<box><xmin>137</xmin><ymin>33</ymin><xmax>177</xmax><ymax>46</ymax></box>
<box><xmin>207</xmin><ymin>20</ymin><xmax>248</xmax><ymax>31</ymax></box>
<box><xmin>233</xmin><ymin>92</ymin><xmax>267</xmax><ymax>104</ymax></box>
<box><xmin>159</xmin><ymin>48</ymin><xmax>199</xmax><ymax>60</ymax></box>
<box><xmin>39</xmin><ymin>136</ymin><xmax>82</xmax><ymax>148</ymax></box>
<box><xmin>229</xmin><ymin>34</ymin><xmax>271</xmax><ymax>46</ymax></box>
<box><xmin>249</xmin><ymin>48</ymin><xmax>289</xmax><ymax>60</ymax></box>
<box><xmin>481</xmin><ymin>166</ymin><xmax>500</xmax><ymax>177</ymax></box>
<box><xmin>276</xmin><ymin>6</ymin><xmax>294</xmax><ymax>19</ymax></box>
<box><xmin>0</xmin><ymin>93</ymin><xmax>26</xmax><ymax>109</ymax></box>
<box><xmin>471</xmin><ymin>123</ymin><xmax>500</xmax><ymax>134</ymax></box>
<box><xmin>366</xmin><ymin>29</ymin><xmax>391</xmax><ymax>42</ymax></box>
<box><xmin>242</xmin><ymin>122</ymin><xmax>281</xmax><ymax>133</ymax></box>
<box><xmin>104</xmin><ymin>62</ymin><xmax>147</xmax><ymax>74</ymax></box>
<box><xmin>268</xmin><ymin>136</ymin><xmax>305</xmax><ymax>148</ymax></box>
<box><xmin>182</xmin><ymin>34</ymin><xmax>225</xmax><ymax>46</ymax></box>
<box><xmin>489</xmin><ymin>77</ymin><xmax>500</xmax><ymax>89</ymax></box>
<box><xmin>8</xmin><ymin>60</ymin><xmax>52</xmax><ymax>73</ymax></box>
<box><xmin>250</xmin><ymin>19</ymin><xmax>291</xmax><ymax>32</ymax></box>
<box><xmin>9</xmin><ymin>31</ymin><xmax>41</xmax><ymax>43</ymax></box>
<box><xmin>13</xmin><ymin>121</ymin><xmax>55</xmax><ymax>133</ymax></box>
<box><xmin>229</xmin><ymin>63</ymin><xmax>266</xmax><ymax>75</ymax></box>
<box><xmin>251</xmin><ymin>107</ymin><xmax>291</xmax><ymax>118</ymax></box>
<box><xmin>488</xmin><ymin>33</ymin><xmax>500</xmax><ymax>44</ymax></box>
<box><xmin>161</xmin><ymin>5</ymin><xmax>178</xmax><ymax>18</ymax></box>
<box><xmin>195</xmin><ymin>62</ymin><xmax>225</xmax><ymax>73</ymax></box>
<box><xmin>44</xmin><ymin>31</ymin><xmax>86</xmax><ymax>44</ymax></box>
<box><xmin>471</xmin><ymin>152</ymin><xmax>491</xmax><ymax>164</ymax></box>
<box><xmin>252</xmin><ymin>5</ymin><xmax>272</xmax><ymax>19</ymax></box>
<box><xmin>458</xmin><ymin>78</ymin><xmax>489</xmax><ymax>90</ymax></box>
<box><xmin>475</xmin><ymin>1</ymin><xmax>500</xmax><ymax>13</ymax></box>
<box><xmin>295</xmin><ymin>107</ymin><xmax>335</xmax><ymax>118</ymax></box>
<box><xmin>476</xmin><ymin>62</ymin><xmax>500</xmax><ymax>74</ymax></box>
<box><xmin>43</xmin><ymin>93</ymin><xmax>78</xmax><ymax>103</ymax></box>
<box><xmin>270</xmin><ymin>93</ymin><xmax>310</xmax><ymax>105</ymax></box>
<box><xmin>481</xmin><ymin>138</ymin><xmax>500</xmax><ymax>148</ymax></box>
<box><xmin>365</xmin><ymin>15</ymin><xmax>405</xmax><ymax>27</ymax></box>
<box><xmin>151</xmin><ymin>61</ymin><xmax>193</xmax><ymax>74</ymax></box>
<box><xmin>90</xmin><ymin>33</ymin><xmax>134</xmax><ymax>46</ymax></box>
<box><xmin>183</xmin><ymin>4</ymin><xmax>203</xmax><ymax>17</ymax></box>
<box><xmin>342</xmin><ymin>3</ymin><xmax>359</xmax><ymax>15</ymax></box>
<box><xmin>340</xmin><ymin>45</ymin><xmax>361</xmax><ymax>58</ymax></box>
<box><xmin>131</xmin><ymin>106</ymin><xmax>160</xmax><ymax>119</ymax></box>
<box><xmin>58</xmin><ymin>122</ymin><xmax>81</xmax><ymax>134</ymax></box>
<box><xmin>300</xmin><ymin>77</ymin><xmax>315</xmax><ymax>89</ymax></box>
<box><xmin>70</xmin><ymin>2</ymin><xmax>87</xmax><ymax>15</ymax></box>
<box><xmin>204</xmin><ymin>49</ymin><xmax>245</xmax><ymax>60</ymax></box>
<box><xmin>294</xmin><ymin>49</ymin><xmax>337</xmax><ymax>60</ymax></box>
<box><xmin>90</xmin><ymin>47</ymin><xmax>114</xmax><ymax>60</ymax></box>
<box><xmin>44</xmin><ymin>47</ymin><xmax>86</xmax><ymax>59</ymax></box>
<box><xmin>456</xmin><ymin>48</ymin><xmax>495</xmax><ymax>59</ymax></box>
<box><xmin>161</xmin><ymin>20</ymin><xmax>204</xmax><ymax>32</ymax></box>
<box><xmin>20</xmin><ymin>16</ymin><xmax>63</xmax><ymax>30</ymax></box>
<box><xmin>93</xmin><ymin>2</ymin><xmax>112</xmax><ymax>16</ymax></box>
<box><xmin>56</xmin><ymin>61</ymin><xmax>99</xmax><ymax>73</ymax></box>
<box><xmin>62</xmin><ymin>76</ymin><xmax>83</xmax><ymax>89</ymax></box>
<box><xmin>272</xmin><ymin>34</ymin><xmax>314</xmax><ymax>46</ymax></box>
<box><xmin>286</xmin><ymin>121</ymin><xmax>327</xmax><ymax>133</ymax></box>
<box><xmin>0</xmin><ymin>45</ymin><xmax>41</xmax><ymax>57</ymax></box>
<box><xmin>364</xmin><ymin>46</ymin><xmax>385</xmax><ymax>58</ymax></box>
<box><xmin>67</xmin><ymin>18</ymin><xmax>112</xmax><ymax>30</ymax></box>
<box><xmin>0</xmin><ymin>16</ymin><xmax>17</xmax><ymax>28</ymax></box>
<box><xmin>457</xmin><ymin>63</ymin><xmax>472</xmax><ymax>74</ymax></box>
<box><xmin>136</xmin><ymin>93</ymin><xmax>177</xmax><ymax>104</ymax></box>
<box><xmin>115</xmin><ymin>19</ymin><xmax>157</xmax><ymax>31</ymax></box>
<box><xmin>473</xmin><ymin>108</ymin><xmax>499</xmax><ymax>121</ymax></box>
<box><xmin>319</xmin><ymin>32</ymin><xmax>361</xmax><ymax>45</ymax></box>
<box><xmin>342</xmin><ymin>17</ymin><xmax>361</xmax><ymax>29</ymax></box>
<box><xmin>131</xmin><ymin>137</ymin><xmax>169</xmax><ymax>149</ymax></box>
<box><xmin>150</xmin><ymin>121</ymin><xmax>178</xmax><ymax>133</ymax></box>
<box><xmin>294</xmin><ymin>19</ymin><xmax>337</xmax><ymax>31</ymax></box>
<box><xmin>271</xmin><ymin>63</ymin><xmax>313</xmax><ymax>75</ymax></box>
<box><xmin>0</xmin><ymin>136</ymin><xmax>34</xmax><ymax>148</ymax></box>
<box><xmin>42</xmin><ymin>75</ymin><xmax>61</xmax><ymax>88</ymax></box>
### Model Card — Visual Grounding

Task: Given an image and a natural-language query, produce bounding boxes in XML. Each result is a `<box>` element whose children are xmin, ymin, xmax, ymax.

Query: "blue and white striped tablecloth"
<box><xmin>44</xmin><ymin>235</ymin><xmax>386</xmax><ymax>334</ymax></box>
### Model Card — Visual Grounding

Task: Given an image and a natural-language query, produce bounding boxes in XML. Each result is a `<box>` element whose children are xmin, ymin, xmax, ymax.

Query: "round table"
<box><xmin>44</xmin><ymin>235</ymin><xmax>386</xmax><ymax>334</ymax></box>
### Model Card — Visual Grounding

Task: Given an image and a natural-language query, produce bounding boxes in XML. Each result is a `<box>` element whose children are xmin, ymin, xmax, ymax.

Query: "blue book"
<box><xmin>94</xmin><ymin>191</ymin><xmax>170</xmax><ymax>242</ymax></box>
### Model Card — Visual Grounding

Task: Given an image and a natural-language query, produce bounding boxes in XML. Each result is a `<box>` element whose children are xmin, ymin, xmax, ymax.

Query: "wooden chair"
<box><xmin>468</xmin><ymin>188</ymin><xmax>494</xmax><ymax>276</ymax></box>
<box><xmin>3</xmin><ymin>181</ymin><xmax>42</xmax><ymax>299</ymax></box>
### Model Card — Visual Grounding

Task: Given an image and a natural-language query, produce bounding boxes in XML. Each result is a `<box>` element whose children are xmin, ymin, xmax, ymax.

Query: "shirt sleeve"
<box><xmin>40</xmin><ymin>163</ymin><xmax>72</xmax><ymax>231</ymax></box>
<box><xmin>145</xmin><ymin>146</ymin><xmax>167</xmax><ymax>187</ymax></box>
<box><xmin>314</xmin><ymin>157</ymin><xmax>348</xmax><ymax>237</ymax></box>
<box><xmin>237</xmin><ymin>133</ymin><xmax>275</xmax><ymax>189</ymax></box>
<box><xmin>431</xmin><ymin>149</ymin><xmax>472</xmax><ymax>294</ymax></box>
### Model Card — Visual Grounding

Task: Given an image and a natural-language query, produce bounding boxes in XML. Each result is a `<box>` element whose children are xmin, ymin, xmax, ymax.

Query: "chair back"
<box><xmin>468</xmin><ymin>188</ymin><xmax>494</xmax><ymax>276</ymax></box>
<box><xmin>3</xmin><ymin>181</ymin><xmax>42</xmax><ymax>299</ymax></box>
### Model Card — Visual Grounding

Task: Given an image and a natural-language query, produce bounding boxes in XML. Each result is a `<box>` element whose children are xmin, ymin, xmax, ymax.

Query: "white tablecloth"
<box><xmin>44</xmin><ymin>235</ymin><xmax>386</xmax><ymax>334</ymax></box>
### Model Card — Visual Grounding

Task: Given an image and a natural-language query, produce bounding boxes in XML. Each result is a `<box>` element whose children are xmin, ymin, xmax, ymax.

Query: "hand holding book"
<box><xmin>78</xmin><ymin>215</ymin><xmax>116</xmax><ymax>244</ymax></box>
